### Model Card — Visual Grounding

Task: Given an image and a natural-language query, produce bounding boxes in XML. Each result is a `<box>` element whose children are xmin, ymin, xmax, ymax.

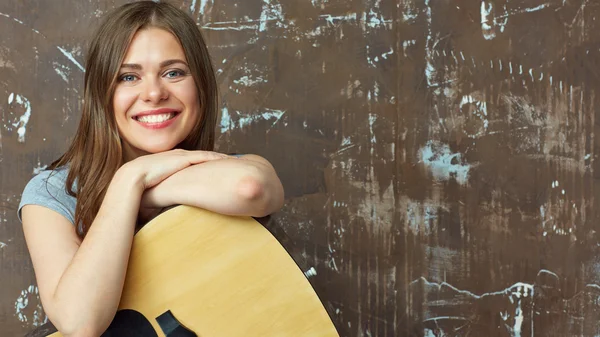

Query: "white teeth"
<box><xmin>136</xmin><ymin>113</ymin><xmax>175</xmax><ymax>123</ymax></box>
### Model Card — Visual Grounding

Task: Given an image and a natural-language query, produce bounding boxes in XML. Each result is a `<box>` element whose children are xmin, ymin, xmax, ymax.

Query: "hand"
<box><xmin>122</xmin><ymin>149</ymin><xmax>232</xmax><ymax>189</ymax></box>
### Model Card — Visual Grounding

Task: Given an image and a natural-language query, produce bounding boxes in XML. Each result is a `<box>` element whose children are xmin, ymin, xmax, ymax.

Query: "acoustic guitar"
<box><xmin>27</xmin><ymin>205</ymin><xmax>339</xmax><ymax>337</ymax></box>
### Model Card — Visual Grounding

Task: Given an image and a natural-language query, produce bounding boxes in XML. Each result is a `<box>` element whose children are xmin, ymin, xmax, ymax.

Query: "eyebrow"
<box><xmin>120</xmin><ymin>59</ymin><xmax>188</xmax><ymax>70</ymax></box>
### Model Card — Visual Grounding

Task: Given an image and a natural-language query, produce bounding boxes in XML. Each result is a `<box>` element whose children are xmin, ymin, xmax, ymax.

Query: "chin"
<box><xmin>137</xmin><ymin>142</ymin><xmax>179</xmax><ymax>154</ymax></box>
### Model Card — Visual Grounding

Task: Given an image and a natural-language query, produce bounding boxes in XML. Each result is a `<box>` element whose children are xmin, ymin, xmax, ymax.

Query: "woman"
<box><xmin>18</xmin><ymin>2</ymin><xmax>284</xmax><ymax>336</ymax></box>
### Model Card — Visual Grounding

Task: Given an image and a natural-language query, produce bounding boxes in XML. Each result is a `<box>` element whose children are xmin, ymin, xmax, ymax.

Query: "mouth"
<box><xmin>133</xmin><ymin>109</ymin><xmax>181</xmax><ymax>124</ymax></box>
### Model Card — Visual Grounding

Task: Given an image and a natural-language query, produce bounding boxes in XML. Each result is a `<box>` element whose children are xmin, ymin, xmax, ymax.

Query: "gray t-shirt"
<box><xmin>17</xmin><ymin>154</ymin><xmax>244</xmax><ymax>225</ymax></box>
<box><xmin>18</xmin><ymin>166</ymin><xmax>76</xmax><ymax>224</ymax></box>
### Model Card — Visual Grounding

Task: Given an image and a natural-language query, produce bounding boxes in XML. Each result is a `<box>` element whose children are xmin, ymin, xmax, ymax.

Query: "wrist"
<box><xmin>113</xmin><ymin>162</ymin><xmax>146</xmax><ymax>193</ymax></box>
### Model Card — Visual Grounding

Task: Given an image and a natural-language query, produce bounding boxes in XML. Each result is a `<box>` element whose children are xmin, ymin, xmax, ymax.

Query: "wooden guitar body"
<box><xmin>39</xmin><ymin>206</ymin><xmax>338</xmax><ymax>336</ymax></box>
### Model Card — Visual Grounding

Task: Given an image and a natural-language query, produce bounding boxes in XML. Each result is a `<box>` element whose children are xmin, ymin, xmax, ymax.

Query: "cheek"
<box><xmin>177</xmin><ymin>82</ymin><xmax>200</xmax><ymax>120</ymax></box>
<box><xmin>113</xmin><ymin>88</ymin><xmax>137</xmax><ymax>120</ymax></box>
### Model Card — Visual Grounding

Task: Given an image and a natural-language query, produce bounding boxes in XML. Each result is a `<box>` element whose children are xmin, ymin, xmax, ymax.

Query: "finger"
<box><xmin>185</xmin><ymin>151</ymin><xmax>228</xmax><ymax>164</ymax></box>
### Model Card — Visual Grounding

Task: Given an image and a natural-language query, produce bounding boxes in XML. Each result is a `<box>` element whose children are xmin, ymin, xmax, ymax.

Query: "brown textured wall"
<box><xmin>2</xmin><ymin>0</ymin><xmax>600</xmax><ymax>336</ymax></box>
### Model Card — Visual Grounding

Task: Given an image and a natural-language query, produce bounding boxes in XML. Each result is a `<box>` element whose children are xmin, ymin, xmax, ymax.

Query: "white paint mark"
<box><xmin>0</xmin><ymin>12</ymin><xmax>40</xmax><ymax>34</ymax></box>
<box><xmin>404</xmin><ymin>198</ymin><xmax>447</xmax><ymax>235</ymax></box>
<box><xmin>259</xmin><ymin>0</ymin><xmax>285</xmax><ymax>32</ymax></box>
<box><xmin>93</xmin><ymin>9</ymin><xmax>104</xmax><ymax>18</ymax></box>
<box><xmin>415</xmin><ymin>277</ymin><xmax>535</xmax><ymax>337</ymax></box>
<box><xmin>311</xmin><ymin>0</ymin><xmax>328</xmax><ymax>7</ymax></box>
<box><xmin>328</xmin><ymin>256</ymin><xmax>339</xmax><ymax>272</ymax></box>
<box><xmin>33</xmin><ymin>163</ymin><xmax>47</xmax><ymax>175</ymax></box>
<box><xmin>15</xmin><ymin>285</ymin><xmax>47</xmax><ymax>327</ymax></box>
<box><xmin>0</xmin><ymin>47</ymin><xmax>16</xmax><ymax>70</ymax></box>
<box><xmin>0</xmin><ymin>242</ymin><xmax>6</xmax><ymax>249</ymax></box>
<box><xmin>7</xmin><ymin>93</ymin><xmax>31</xmax><ymax>143</ymax></box>
<box><xmin>402</xmin><ymin>40</ymin><xmax>416</xmax><ymax>56</ymax></box>
<box><xmin>320</xmin><ymin>13</ymin><xmax>357</xmax><ymax>25</ymax></box>
<box><xmin>381</xmin><ymin>47</ymin><xmax>394</xmax><ymax>60</ymax></box>
<box><xmin>481</xmin><ymin>2</ymin><xmax>508</xmax><ymax>40</ymax></box>
<box><xmin>53</xmin><ymin>62</ymin><xmax>70</xmax><ymax>83</ymax></box>
<box><xmin>403</xmin><ymin>6</ymin><xmax>418</xmax><ymax>22</ymax></box>
<box><xmin>56</xmin><ymin>46</ymin><xmax>84</xmax><ymax>72</ymax></box>
<box><xmin>220</xmin><ymin>108</ymin><xmax>285</xmax><ymax>132</ymax></box>
<box><xmin>220</xmin><ymin>107</ymin><xmax>232</xmax><ymax>133</ymax></box>
<box><xmin>425</xmin><ymin>0</ymin><xmax>435</xmax><ymax>86</ymax></box>
<box><xmin>304</xmin><ymin>267</ymin><xmax>317</xmax><ymax>278</ymax></box>
<box><xmin>233</xmin><ymin>75</ymin><xmax>267</xmax><ymax>87</ymax></box>
<box><xmin>418</xmin><ymin>140</ymin><xmax>474</xmax><ymax>185</ymax></box>
<box><xmin>198</xmin><ymin>0</ymin><xmax>210</xmax><ymax>16</ymax></box>
<box><xmin>202</xmin><ymin>22</ymin><xmax>258</xmax><ymax>31</ymax></box>
<box><xmin>481</xmin><ymin>1</ymin><xmax>495</xmax><ymax>40</ymax></box>
<box><xmin>460</xmin><ymin>94</ymin><xmax>489</xmax><ymax>138</ymax></box>
<box><xmin>524</xmin><ymin>4</ymin><xmax>550</xmax><ymax>13</ymax></box>
<box><xmin>529</xmin><ymin>68</ymin><xmax>534</xmax><ymax>81</ymax></box>
<box><xmin>190</xmin><ymin>0</ymin><xmax>197</xmax><ymax>13</ymax></box>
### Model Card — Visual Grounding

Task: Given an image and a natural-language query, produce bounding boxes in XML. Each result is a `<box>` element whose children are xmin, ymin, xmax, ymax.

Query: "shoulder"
<box><xmin>19</xmin><ymin>166</ymin><xmax>76</xmax><ymax>224</ymax></box>
<box><xmin>22</xmin><ymin>166</ymin><xmax>71</xmax><ymax>196</ymax></box>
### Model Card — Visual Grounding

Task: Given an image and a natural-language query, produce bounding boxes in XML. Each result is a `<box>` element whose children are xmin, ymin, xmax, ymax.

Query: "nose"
<box><xmin>140</xmin><ymin>78</ymin><xmax>168</xmax><ymax>104</ymax></box>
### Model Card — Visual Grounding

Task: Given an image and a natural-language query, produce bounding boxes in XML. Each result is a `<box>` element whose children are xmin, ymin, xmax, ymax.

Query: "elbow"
<box><xmin>236</xmin><ymin>173</ymin><xmax>284</xmax><ymax>217</ymax></box>
<box><xmin>62</xmin><ymin>326</ymin><xmax>106</xmax><ymax>337</ymax></box>
<box><xmin>51</xmin><ymin>307</ymin><xmax>112</xmax><ymax>337</ymax></box>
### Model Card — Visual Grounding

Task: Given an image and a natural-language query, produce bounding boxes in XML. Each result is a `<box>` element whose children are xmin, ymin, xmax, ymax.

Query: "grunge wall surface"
<box><xmin>1</xmin><ymin>0</ymin><xmax>600</xmax><ymax>336</ymax></box>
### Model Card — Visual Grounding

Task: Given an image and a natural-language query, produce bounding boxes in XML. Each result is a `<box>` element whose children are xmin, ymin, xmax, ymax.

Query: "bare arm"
<box><xmin>22</xmin><ymin>150</ymin><xmax>230</xmax><ymax>336</ymax></box>
<box><xmin>22</xmin><ymin>166</ymin><xmax>143</xmax><ymax>336</ymax></box>
<box><xmin>141</xmin><ymin>155</ymin><xmax>285</xmax><ymax>217</ymax></box>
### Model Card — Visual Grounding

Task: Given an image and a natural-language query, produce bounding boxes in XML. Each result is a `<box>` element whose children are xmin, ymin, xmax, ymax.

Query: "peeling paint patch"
<box><xmin>233</xmin><ymin>75</ymin><xmax>267</xmax><ymax>87</ymax></box>
<box><xmin>259</xmin><ymin>0</ymin><xmax>285</xmax><ymax>32</ymax></box>
<box><xmin>402</xmin><ymin>197</ymin><xmax>448</xmax><ymax>235</ymax></box>
<box><xmin>220</xmin><ymin>107</ymin><xmax>233</xmax><ymax>133</ymax></box>
<box><xmin>419</xmin><ymin>141</ymin><xmax>473</xmax><ymax>185</ymax></box>
<box><xmin>15</xmin><ymin>285</ymin><xmax>47</xmax><ymax>327</ymax></box>
<box><xmin>460</xmin><ymin>94</ymin><xmax>489</xmax><ymax>138</ymax></box>
<box><xmin>240</xmin><ymin>109</ymin><xmax>285</xmax><ymax>128</ymax></box>
<box><xmin>481</xmin><ymin>1</ymin><xmax>508</xmax><ymax>40</ymax></box>
<box><xmin>220</xmin><ymin>108</ymin><xmax>285</xmax><ymax>132</ymax></box>
<box><xmin>481</xmin><ymin>1</ymin><xmax>495</xmax><ymax>40</ymax></box>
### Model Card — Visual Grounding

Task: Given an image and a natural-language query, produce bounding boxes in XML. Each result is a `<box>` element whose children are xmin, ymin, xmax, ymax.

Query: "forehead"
<box><xmin>122</xmin><ymin>27</ymin><xmax>186</xmax><ymax>63</ymax></box>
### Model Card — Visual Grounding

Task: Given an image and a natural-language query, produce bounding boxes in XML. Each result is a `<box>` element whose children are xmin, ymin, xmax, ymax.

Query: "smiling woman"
<box><xmin>114</xmin><ymin>28</ymin><xmax>200</xmax><ymax>158</ymax></box>
<box><xmin>17</xmin><ymin>2</ymin><xmax>284</xmax><ymax>336</ymax></box>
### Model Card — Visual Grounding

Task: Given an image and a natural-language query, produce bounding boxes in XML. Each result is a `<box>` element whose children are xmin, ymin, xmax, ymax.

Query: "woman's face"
<box><xmin>113</xmin><ymin>27</ymin><xmax>199</xmax><ymax>160</ymax></box>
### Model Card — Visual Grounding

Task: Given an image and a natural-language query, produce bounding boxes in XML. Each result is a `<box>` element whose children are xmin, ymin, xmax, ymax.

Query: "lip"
<box><xmin>132</xmin><ymin>108</ymin><xmax>181</xmax><ymax>130</ymax></box>
<box><xmin>133</xmin><ymin>108</ymin><xmax>180</xmax><ymax>118</ymax></box>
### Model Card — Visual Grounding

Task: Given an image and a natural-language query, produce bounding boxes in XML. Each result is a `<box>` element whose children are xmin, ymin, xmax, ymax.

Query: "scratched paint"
<box><xmin>4</xmin><ymin>0</ymin><xmax>600</xmax><ymax>336</ymax></box>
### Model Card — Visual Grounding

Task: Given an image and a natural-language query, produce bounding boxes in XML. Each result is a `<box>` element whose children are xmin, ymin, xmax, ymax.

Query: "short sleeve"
<box><xmin>18</xmin><ymin>169</ymin><xmax>76</xmax><ymax>225</ymax></box>
<box><xmin>229</xmin><ymin>153</ymin><xmax>243</xmax><ymax>157</ymax></box>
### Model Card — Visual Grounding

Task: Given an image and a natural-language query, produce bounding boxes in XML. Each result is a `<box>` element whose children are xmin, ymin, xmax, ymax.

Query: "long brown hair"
<box><xmin>48</xmin><ymin>1</ymin><xmax>218</xmax><ymax>239</ymax></box>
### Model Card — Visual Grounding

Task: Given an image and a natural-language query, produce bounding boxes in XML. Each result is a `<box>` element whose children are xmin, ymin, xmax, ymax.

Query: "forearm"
<box><xmin>141</xmin><ymin>157</ymin><xmax>284</xmax><ymax>217</ymax></box>
<box><xmin>51</xmin><ymin>168</ymin><xmax>143</xmax><ymax>336</ymax></box>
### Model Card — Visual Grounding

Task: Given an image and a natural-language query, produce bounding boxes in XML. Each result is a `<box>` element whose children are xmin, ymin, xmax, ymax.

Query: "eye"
<box><xmin>165</xmin><ymin>70</ymin><xmax>184</xmax><ymax>78</ymax></box>
<box><xmin>119</xmin><ymin>74</ymin><xmax>138</xmax><ymax>82</ymax></box>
